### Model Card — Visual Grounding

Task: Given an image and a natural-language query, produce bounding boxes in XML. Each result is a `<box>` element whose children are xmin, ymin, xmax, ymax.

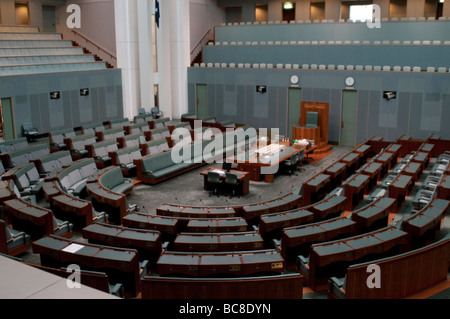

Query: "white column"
<box><xmin>157</xmin><ymin>0</ymin><xmax>190</xmax><ymax>120</ymax></box>
<box><xmin>169</xmin><ymin>0</ymin><xmax>190</xmax><ymax>119</ymax></box>
<box><xmin>137</xmin><ymin>0</ymin><xmax>155</xmax><ymax>111</ymax></box>
<box><xmin>156</xmin><ymin>0</ymin><xmax>173</xmax><ymax>119</ymax></box>
<box><xmin>114</xmin><ymin>0</ymin><xmax>140</xmax><ymax>120</ymax></box>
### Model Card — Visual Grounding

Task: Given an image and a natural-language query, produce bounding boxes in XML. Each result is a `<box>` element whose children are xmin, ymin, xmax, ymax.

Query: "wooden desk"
<box><xmin>173</xmin><ymin>231</ymin><xmax>264</xmax><ymax>252</ymax></box>
<box><xmin>437</xmin><ymin>175</ymin><xmax>450</xmax><ymax>200</ymax></box>
<box><xmin>402</xmin><ymin>199</ymin><xmax>449</xmax><ymax>239</ymax></box>
<box><xmin>51</xmin><ymin>193</ymin><xmax>93</xmax><ymax>228</ymax></box>
<box><xmin>281</xmin><ymin>217</ymin><xmax>357</xmax><ymax>262</ymax></box>
<box><xmin>359</xmin><ymin>161</ymin><xmax>383</xmax><ymax>191</ymax></box>
<box><xmin>388</xmin><ymin>174</ymin><xmax>414</xmax><ymax>210</ymax></box>
<box><xmin>340</xmin><ymin>152</ymin><xmax>360</xmax><ymax>177</ymax></box>
<box><xmin>418</xmin><ymin>143</ymin><xmax>435</xmax><ymax>154</ymax></box>
<box><xmin>32</xmin><ymin>235</ymin><xmax>141</xmax><ymax>297</ymax></box>
<box><xmin>384</xmin><ymin>144</ymin><xmax>402</xmax><ymax>166</ymax></box>
<box><xmin>122</xmin><ymin>212</ymin><xmax>179</xmax><ymax>236</ymax></box>
<box><xmin>353</xmin><ymin>144</ymin><xmax>372</xmax><ymax>165</ymax></box>
<box><xmin>305</xmin><ymin>227</ymin><xmax>408</xmax><ymax>291</ymax></box>
<box><xmin>259</xmin><ymin>209</ymin><xmax>314</xmax><ymax>236</ymax></box>
<box><xmin>342</xmin><ymin>174</ymin><xmax>370</xmax><ymax>211</ymax></box>
<box><xmin>242</xmin><ymin>192</ymin><xmax>301</xmax><ymax>221</ymax></box>
<box><xmin>351</xmin><ymin>197</ymin><xmax>396</xmax><ymax>230</ymax></box>
<box><xmin>81</xmin><ymin>222</ymin><xmax>162</xmax><ymax>261</ymax></box>
<box><xmin>372</xmin><ymin>151</ymin><xmax>395</xmax><ymax>177</ymax></box>
<box><xmin>186</xmin><ymin>218</ymin><xmax>248</xmax><ymax>233</ymax></box>
<box><xmin>156</xmin><ymin>249</ymin><xmax>284</xmax><ymax>277</ymax></box>
<box><xmin>410</xmin><ymin>151</ymin><xmax>430</xmax><ymax>171</ymax></box>
<box><xmin>292</xmin><ymin>126</ymin><xmax>320</xmax><ymax>146</ymax></box>
<box><xmin>156</xmin><ymin>204</ymin><xmax>235</xmax><ymax>219</ymax></box>
<box><xmin>228</xmin><ymin>145</ymin><xmax>299</xmax><ymax>183</ymax></box>
<box><xmin>308</xmin><ymin>195</ymin><xmax>347</xmax><ymax>221</ymax></box>
<box><xmin>200</xmin><ymin>167</ymin><xmax>250</xmax><ymax>196</ymax></box>
<box><xmin>402</xmin><ymin>161</ymin><xmax>423</xmax><ymax>182</ymax></box>
<box><xmin>86</xmin><ymin>182</ymin><xmax>126</xmax><ymax>225</ymax></box>
<box><xmin>303</xmin><ymin>174</ymin><xmax>331</xmax><ymax>206</ymax></box>
<box><xmin>324</xmin><ymin>162</ymin><xmax>347</xmax><ymax>189</ymax></box>
<box><xmin>4</xmin><ymin>199</ymin><xmax>56</xmax><ymax>239</ymax></box>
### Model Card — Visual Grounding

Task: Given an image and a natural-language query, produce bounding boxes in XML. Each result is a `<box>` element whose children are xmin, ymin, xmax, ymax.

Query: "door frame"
<box><xmin>195</xmin><ymin>83</ymin><xmax>208</xmax><ymax>118</ymax></box>
<box><xmin>0</xmin><ymin>98</ymin><xmax>16</xmax><ymax>141</ymax></box>
<box><xmin>339</xmin><ymin>89</ymin><xmax>358</xmax><ymax>147</ymax></box>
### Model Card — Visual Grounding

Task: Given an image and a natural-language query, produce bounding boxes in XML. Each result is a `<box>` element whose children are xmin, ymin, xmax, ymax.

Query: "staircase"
<box><xmin>72</xmin><ymin>41</ymin><xmax>114</xmax><ymax>69</ymax></box>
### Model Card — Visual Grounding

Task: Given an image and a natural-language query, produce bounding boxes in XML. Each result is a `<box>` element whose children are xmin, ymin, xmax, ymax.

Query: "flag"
<box><xmin>155</xmin><ymin>0</ymin><xmax>160</xmax><ymax>28</ymax></box>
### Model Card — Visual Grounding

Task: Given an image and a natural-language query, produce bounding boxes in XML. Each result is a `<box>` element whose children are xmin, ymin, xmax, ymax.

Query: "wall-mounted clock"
<box><xmin>290</xmin><ymin>75</ymin><xmax>299</xmax><ymax>85</ymax></box>
<box><xmin>345</xmin><ymin>76</ymin><xmax>355</xmax><ymax>87</ymax></box>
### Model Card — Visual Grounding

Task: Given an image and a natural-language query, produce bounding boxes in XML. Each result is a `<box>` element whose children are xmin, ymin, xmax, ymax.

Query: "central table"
<box><xmin>200</xmin><ymin>167</ymin><xmax>250</xmax><ymax>195</ymax></box>
<box><xmin>227</xmin><ymin>144</ymin><xmax>299</xmax><ymax>183</ymax></box>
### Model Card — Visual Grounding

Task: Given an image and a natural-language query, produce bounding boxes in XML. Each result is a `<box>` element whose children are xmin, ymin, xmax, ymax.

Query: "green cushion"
<box><xmin>111</xmin><ymin>183</ymin><xmax>134</xmax><ymax>195</ymax></box>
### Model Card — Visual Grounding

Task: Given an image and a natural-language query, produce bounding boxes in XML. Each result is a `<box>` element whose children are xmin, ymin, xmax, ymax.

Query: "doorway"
<box><xmin>225</xmin><ymin>6</ymin><xmax>242</xmax><ymax>24</ymax></box>
<box><xmin>255</xmin><ymin>4</ymin><xmax>268</xmax><ymax>23</ymax></box>
<box><xmin>340</xmin><ymin>90</ymin><xmax>358</xmax><ymax>147</ymax></box>
<box><xmin>282</xmin><ymin>2</ymin><xmax>296</xmax><ymax>21</ymax></box>
<box><xmin>287</xmin><ymin>87</ymin><xmax>302</xmax><ymax>139</ymax></box>
<box><xmin>196</xmin><ymin>84</ymin><xmax>208</xmax><ymax>118</ymax></box>
<box><xmin>42</xmin><ymin>5</ymin><xmax>56</xmax><ymax>33</ymax></box>
<box><xmin>0</xmin><ymin>98</ymin><xmax>15</xmax><ymax>141</ymax></box>
<box><xmin>15</xmin><ymin>2</ymin><xmax>30</xmax><ymax>25</ymax></box>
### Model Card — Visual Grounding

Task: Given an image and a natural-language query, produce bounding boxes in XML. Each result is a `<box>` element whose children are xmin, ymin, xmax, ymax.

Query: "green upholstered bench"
<box><xmin>36</xmin><ymin>150</ymin><xmax>73</xmax><ymax>174</ymax></box>
<box><xmin>57</xmin><ymin>158</ymin><xmax>98</xmax><ymax>196</ymax></box>
<box><xmin>99</xmin><ymin>166</ymin><xmax>134</xmax><ymax>196</ymax></box>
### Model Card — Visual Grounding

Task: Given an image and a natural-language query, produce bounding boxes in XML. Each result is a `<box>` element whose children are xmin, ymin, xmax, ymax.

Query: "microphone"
<box><xmin>226</xmin><ymin>199</ymin><xmax>230</xmax><ymax>208</ymax></box>
<box><xmin>199</xmin><ymin>198</ymin><xmax>204</xmax><ymax>207</ymax></box>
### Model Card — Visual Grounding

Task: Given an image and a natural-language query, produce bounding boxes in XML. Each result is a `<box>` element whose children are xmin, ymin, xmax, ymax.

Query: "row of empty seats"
<box><xmin>0</xmin><ymin>47</ymin><xmax>85</xmax><ymax>57</ymax></box>
<box><xmin>0</xmin><ymin>62</ymin><xmax>107</xmax><ymax>76</ymax></box>
<box><xmin>211</xmin><ymin>40</ymin><xmax>450</xmax><ymax>46</ymax></box>
<box><xmin>193</xmin><ymin>62</ymin><xmax>449</xmax><ymax>73</ymax></box>
<box><xmin>0</xmin><ymin>27</ymin><xmax>108</xmax><ymax>76</ymax></box>
<box><xmin>0</xmin><ymin>54</ymin><xmax>96</xmax><ymax>66</ymax></box>
<box><xmin>220</xmin><ymin>17</ymin><xmax>449</xmax><ymax>26</ymax></box>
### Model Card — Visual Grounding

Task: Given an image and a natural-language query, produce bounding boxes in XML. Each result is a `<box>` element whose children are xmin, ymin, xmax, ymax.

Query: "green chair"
<box><xmin>305</xmin><ymin>112</ymin><xmax>319</xmax><ymax>128</ymax></box>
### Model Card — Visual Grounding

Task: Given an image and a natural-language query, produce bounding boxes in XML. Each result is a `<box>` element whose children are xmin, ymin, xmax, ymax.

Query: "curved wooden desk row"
<box><xmin>300</xmin><ymin>226</ymin><xmax>409</xmax><ymax>291</ymax></box>
<box><xmin>328</xmin><ymin>237</ymin><xmax>450</xmax><ymax>299</ymax></box>
<box><xmin>156</xmin><ymin>249</ymin><xmax>284</xmax><ymax>277</ymax></box>
<box><xmin>141</xmin><ymin>273</ymin><xmax>303</xmax><ymax>299</ymax></box>
<box><xmin>259</xmin><ymin>194</ymin><xmax>347</xmax><ymax>235</ymax></box>
<box><xmin>241</xmin><ymin>192</ymin><xmax>302</xmax><ymax>220</ymax></box>
<box><xmin>42</xmin><ymin>174</ymin><xmax>98</xmax><ymax>229</ymax></box>
<box><xmin>158</xmin><ymin>192</ymin><xmax>301</xmax><ymax>222</ymax></box>
<box><xmin>122</xmin><ymin>212</ymin><xmax>250</xmax><ymax>236</ymax></box>
<box><xmin>282</xmin><ymin>216</ymin><xmax>358</xmax><ymax>262</ymax></box>
<box><xmin>81</xmin><ymin>222</ymin><xmax>162</xmax><ymax>261</ymax></box>
<box><xmin>401</xmin><ymin>198</ymin><xmax>449</xmax><ymax>240</ymax></box>
<box><xmin>173</xmin><ymin>231</ymin><xmax>264</xmax><ymax>252</ymax></box>
<box><xmin>350</xmin><ymin>196</ymin><xmax>397</xmax><ymax>230</ymax></box>
<box><xmin>156</xmin><ymin>204</ymin><xmax>236</xmax><ymax>219</ymax></box>
<box><xmin>85</xmin><ymin>166</ymin><xmax>134</xmax><ymax>225</ymax></box>
<box><xmin>32</xmin><ymin>235</ymin><xmax>141</xmax><ymax>298</ymax></box>
<box><xmin>3</xmin><ymin>196</ymin><xmax>73</xmax><ymax>240</ymax></box>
